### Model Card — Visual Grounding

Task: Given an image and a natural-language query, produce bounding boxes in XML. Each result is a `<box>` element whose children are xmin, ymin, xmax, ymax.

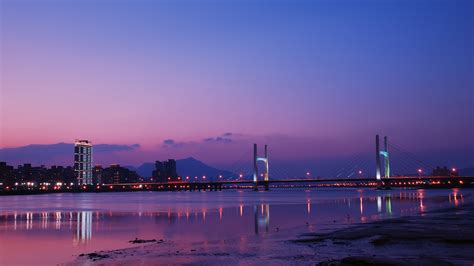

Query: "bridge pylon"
<box><xmin>376</xmin><ymin>135</ymin><xmax>390</xmax><ymax>187</ymax></box>
<box><xmin>253</xmin><ymin>144</ymin><xmax>269</xmax><ymax>191</ymax></box>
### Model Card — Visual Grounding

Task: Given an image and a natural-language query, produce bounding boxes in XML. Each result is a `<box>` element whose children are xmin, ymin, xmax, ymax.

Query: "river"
<box><xmin>0</xmin><ymin>188</ymin><xmax>470</xmax><ymax>265</ymax></box>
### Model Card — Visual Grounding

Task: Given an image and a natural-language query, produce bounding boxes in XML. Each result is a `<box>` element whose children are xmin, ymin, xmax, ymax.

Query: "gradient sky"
<box><xmin>1</xmin><ymin>0</ymin><xmax>473</xmax><ymax>170</ymax></box>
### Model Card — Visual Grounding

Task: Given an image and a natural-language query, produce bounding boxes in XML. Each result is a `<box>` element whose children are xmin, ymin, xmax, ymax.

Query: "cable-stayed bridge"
<box><xmin>2</xmin><ymin>135</ymin><xmax>472</xmax><ymax>195</ymax></box>
<box><xmin>101</xmin><ymin>135</ymin><xmax>473</xmax><ymax>191</ymax></box>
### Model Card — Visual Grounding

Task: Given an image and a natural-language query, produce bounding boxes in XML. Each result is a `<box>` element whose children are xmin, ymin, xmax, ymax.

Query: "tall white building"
<box><xmin>74</xmin><ymin>140</ymin><xmax>93</xmax><ymax>185</ymax></box>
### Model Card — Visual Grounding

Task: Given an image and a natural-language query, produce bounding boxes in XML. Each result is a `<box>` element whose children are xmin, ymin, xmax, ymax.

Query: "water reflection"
<box><xmin>0</xmin><ymin>189</ymin><xmax>470</xmax><ymax>265</ymax></box>
<box><xmin>0</xmin><ymin>190</ymin><xmax>465</xmax><ymax>239</ymax></box>
<box><xmin>386</xmin><ymin>196</ymin><xmax>392</xmax><ymax>214</ymax></box>
<box><xmin>254</xmin><ymin>204</ymin><xmax>270</xmax><ymax>234</ymax></box>
<box><xmin>449</xmin><ymin>188</ymin><xmax>464</xmax><ymax>206</ymax></box>
<box><xmin>74</xmin><ymin>211</ymin><xmax>92</xmax><ymax>245</ymax></box>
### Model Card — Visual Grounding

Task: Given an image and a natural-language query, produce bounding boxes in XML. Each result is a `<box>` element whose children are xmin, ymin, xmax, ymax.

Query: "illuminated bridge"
<box><xmin>101</xmin><ymin>175</ymin><xmax>474</xmax><ymax>192</ymax></box>
<box><xmin>1</xmin><ymin>136</ymin><xmax>472</xmax><ymax>195</ymax></box>
<box><xmin>102</xmin><ymin>135</ymin><xmax>473</xmax><ymax>191</ymax></box>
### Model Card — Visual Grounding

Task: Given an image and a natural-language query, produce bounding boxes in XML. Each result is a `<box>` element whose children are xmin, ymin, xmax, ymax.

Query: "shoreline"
<box><xmin>71</xmin><ymin>201</ymin><xmax>474</xmax><ymax>265</ymax></box>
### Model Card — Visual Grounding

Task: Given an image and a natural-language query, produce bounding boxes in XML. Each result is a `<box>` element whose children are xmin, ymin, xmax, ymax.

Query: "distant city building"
<box><xmin>74</xmin><ymin>140</ymin><xmax>93</xmax><ymax>185</ymax></box>
<box><xmin>110</xmin><ymin>164</ymin><xmax>121</xmax><ymax>184</ymax></box>
<box><xmin>93</xmin><ymin>165</ymin><xmax>103</xmax><ymax>185</ymax></box>
<box><xmin>101</xmin><ymin>164</ymin><xmax>140</xmax><ymax>184</ymax></box>
<box><xmin>0</xmin><ymin>162</ymin><xmax>14</xmax><ymax>186</ymax></box>
<box><xmin>152</xmin><ymin>161</ymin><xmax>164</xmax><ymax>181</ymax></box>
<box><xmin>165</xmin><ymin>159</ymin><xmax>178</xmax><ymax>179</ymax></box>
<box><xmin>0</xmin><ymin>162</ymin><xmax>74</xmax><ymax>189</ymax></box>
<box><xmin>152</xmin><ymin>159</ymin><xmax>178</xmax><ymax>182</ymax></box>
<box><xmin>49</xmin><ymin>165</ymin><xmax>75</xmax><ymax>184</ymax></box>
<box><xmin>432</xmin><ymin>166</ymin><xmax>458</xmax><ymax>177</ymax></box>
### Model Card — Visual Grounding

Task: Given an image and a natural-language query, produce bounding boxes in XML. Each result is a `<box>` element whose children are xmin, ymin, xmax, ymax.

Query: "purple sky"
<box><xmin>1</xmin><ymin>0</ymin><xmax>473</xmax><ymax>172</ymax></box>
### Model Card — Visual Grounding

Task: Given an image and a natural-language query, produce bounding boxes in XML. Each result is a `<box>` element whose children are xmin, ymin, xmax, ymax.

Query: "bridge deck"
<box><xmin>104</xmin><ymin>176</ymin><xmax>474</xmax><ymax>186</ymax></box>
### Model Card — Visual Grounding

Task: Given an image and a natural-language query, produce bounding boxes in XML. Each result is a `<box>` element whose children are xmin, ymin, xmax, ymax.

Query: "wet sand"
<box><xmin>297</xmin><ymin>203</ymin><xmax>474</xmax><ymax>265</ymax></box>
<box><xmin>71</xmin><ymin>203</ymin><xmax>474</xmax><ymax>265</ymax></box>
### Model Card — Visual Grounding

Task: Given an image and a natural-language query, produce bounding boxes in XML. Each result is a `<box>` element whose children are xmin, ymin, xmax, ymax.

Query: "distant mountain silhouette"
<box><xmin>127</xmin><ymin>157</ymin><xmax>236</xmax><ymax>179</ymax></box>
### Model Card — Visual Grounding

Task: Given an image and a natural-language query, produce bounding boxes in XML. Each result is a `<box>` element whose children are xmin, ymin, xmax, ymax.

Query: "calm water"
<box><xmin>0</xmin><ymin>188</ymin><xmax>470</xmax><ymax>265</ymax></box>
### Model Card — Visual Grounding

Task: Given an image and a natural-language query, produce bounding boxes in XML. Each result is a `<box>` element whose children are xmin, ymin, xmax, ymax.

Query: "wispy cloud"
<box><xmin>202</xmin><ymin>133</ymin><xmax>235</xmax><ymax>143</ymax></box>
<box><xmin>162</xmin><ymin>139</ymin><xmax>186</xmax><ymax>148</ymax></box>
<box><xmin>162</xmin><ymin>133</ymin><xmax>238</xmax><ymax>149</ymax></box>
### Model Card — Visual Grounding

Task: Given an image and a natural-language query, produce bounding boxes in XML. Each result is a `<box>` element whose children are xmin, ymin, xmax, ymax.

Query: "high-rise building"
<box><xmin>165</xmin><ymin>159</ymin><xmax>177</xmax><ymax>179</ymax></box>
<box><xmin>74</xmin><ymin>140</ymin><xmax>93</xmax><ymax>185</ymax></box>
<box><xmin>152</xmin><ymin>161</ymin><xmax>164</xmax><ymax>181</ymax></box>
<box><xmin>152</xmin><ymin>159</ymin><xmax>178</xmax><ymax>182</ymax></box>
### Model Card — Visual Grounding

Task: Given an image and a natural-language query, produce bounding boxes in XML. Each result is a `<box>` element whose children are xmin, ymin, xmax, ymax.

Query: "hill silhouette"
<box><xmin>127</xmin><ymin>157</ymin><xmax>236</xmax><ymax>179</ymax></box>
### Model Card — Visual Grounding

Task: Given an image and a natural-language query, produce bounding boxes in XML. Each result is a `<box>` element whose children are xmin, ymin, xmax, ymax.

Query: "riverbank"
<box><xmin>71</xmin><ymin>201</ymin><xmax>474</xmax><ymax>265</ymax></box>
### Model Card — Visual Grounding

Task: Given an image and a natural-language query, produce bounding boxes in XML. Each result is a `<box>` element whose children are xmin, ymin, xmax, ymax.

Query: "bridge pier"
<box><xmin>376</xmin><ymin>135</ymin><xmax>382</xmax><ymax>181</ymax></box>
<box><xmin>376</xmin><ymin>135</ymin><xmax>391</xmax><ymax>190</ymax></box>
<box><xmin>253</xmin><ymin>144</ymin><xmax>270</xmax><ymax>191</ymax></box>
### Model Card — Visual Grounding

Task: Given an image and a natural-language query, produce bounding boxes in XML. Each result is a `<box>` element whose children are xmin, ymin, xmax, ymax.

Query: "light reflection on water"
<box><xmin>0</xmin><ymin>188</ymin><xmax>471</xmax><ymax>265</ymax></box>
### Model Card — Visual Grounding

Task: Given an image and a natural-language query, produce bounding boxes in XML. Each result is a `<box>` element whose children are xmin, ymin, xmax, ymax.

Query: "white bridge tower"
<box><xmin>376</xmin><ymin>135</ymin><xmax>390</xmax><ymax>181</ymax></box>
<box><xmin>253</xmin><ymin>144</ymin><xmax>269</xmax><ymax>190</ymax></box>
